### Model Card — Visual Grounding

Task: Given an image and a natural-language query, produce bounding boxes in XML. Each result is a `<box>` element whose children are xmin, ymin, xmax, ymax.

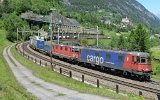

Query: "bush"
<box><xmin>7</xmin><ymin>32</ymin><xmax>17</xmax><ymax>42</ymax></box>
<box><xmin>77</xmin><ymin>38</ymin><xmax>89</xmax><ymax>46</ymax></box>
<box><xmin>2</xmin><ymin>12</ymin><xmax>29</xmax><ymax>42</ymax></box>
<box><xmin>0</xmin><ymin>20</ymin><xmax>4</xmax><ymax>29</ymax></box>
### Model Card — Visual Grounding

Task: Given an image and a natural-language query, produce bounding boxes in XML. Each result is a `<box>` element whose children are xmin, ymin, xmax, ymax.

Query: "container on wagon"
<box><xmin>30</xmin><ymin>36</ymin><xmax>44</xmax><ymax>49</ymax></box>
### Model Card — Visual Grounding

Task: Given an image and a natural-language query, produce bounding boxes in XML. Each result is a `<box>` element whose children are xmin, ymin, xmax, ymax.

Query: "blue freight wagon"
<box><xmin>80</xmin><ymin>48</ymin><xmax>126</xmax><ymax>70</ymax></box>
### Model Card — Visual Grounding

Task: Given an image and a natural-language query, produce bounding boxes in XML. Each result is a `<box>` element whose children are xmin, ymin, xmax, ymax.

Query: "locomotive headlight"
<box><xmin>146</xmin><ymin>68</ymin><xmax>149</xmax><ymax>71</ymax></box>
<box><xmin>145</xmin><ymin>66</ymin><xmax>149</xmax><ymax>71</ymax></box>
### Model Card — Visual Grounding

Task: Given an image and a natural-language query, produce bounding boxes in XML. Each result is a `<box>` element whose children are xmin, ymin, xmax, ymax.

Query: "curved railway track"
<box><xmin>16</xmin><ymin>42</ymin><xmax>160</xmax><ymax>99</ymax></box>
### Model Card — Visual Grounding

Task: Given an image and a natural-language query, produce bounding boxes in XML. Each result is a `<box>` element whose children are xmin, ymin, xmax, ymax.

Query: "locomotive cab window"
<box><xmin>141</xmin><ymin>57</ymin><xmax>146</xmax><ymax>63</ymax></box>
<box><xmin>106</xmin><ymin>54</ymin><xmax>111</xmax><ymax>59</ymax></box>
<box><xmin>137</xmin><ymin>56</ymin><xmax>140</xmax><ymax>63</ymax></box>
<box><xmin>86</xmin><ymin>51</ymin><xmax>89</xmax><ymax>56</ymax></box>
<box><xmin>72</xmin><ymin>47</ymin><xmax>79</xmax><ymax>53</ymax></box>
<box><xmin>60</xmin><ymin>46</ymin><xmax>63</xmax><ymax>50</ymax></box>
<box><xmin>132</xmin><ymin>56</ymin><xmax>134</xmax><ymax>62</ymax></box>
<box><xmin>95</xmin><ymin>53</ymin><xmax>99</xmax><ymax>57</ymax></box>
<box><xmin>65</xmin><ymin>47</ymin><xmax>68</xmax><ymax>51</ymax></box>
<box><xmin>118</xmin><ymin>56</ymin><xmax>124</xmax><ymax>61</ymax></box>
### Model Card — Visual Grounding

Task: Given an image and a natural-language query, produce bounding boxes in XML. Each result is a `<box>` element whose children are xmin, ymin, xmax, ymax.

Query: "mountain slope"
<box><xmin>156</xmin><ymin>13</ymin><xmax>160</xmax><ymax>19</ymax></box>
<box><xmin>60</xmin><ymin>0</ymin><xmax>160</xmax><ymax>28</ymax></box>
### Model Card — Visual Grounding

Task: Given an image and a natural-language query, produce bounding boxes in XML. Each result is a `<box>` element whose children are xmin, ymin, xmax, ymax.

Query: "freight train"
<box><xmin>29</xmin><ymin>36</ymin><xmax>154</xmax><ymax>81</ymax></box>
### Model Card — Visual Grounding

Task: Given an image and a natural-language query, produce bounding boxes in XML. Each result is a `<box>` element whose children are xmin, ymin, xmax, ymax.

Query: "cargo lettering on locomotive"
<box><xmin>87</xmin><ymin>55</ymin><xmax>104</xmax><ymax>65</ymax></box>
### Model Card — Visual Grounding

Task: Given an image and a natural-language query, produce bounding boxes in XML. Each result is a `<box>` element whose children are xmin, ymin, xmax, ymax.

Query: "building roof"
<box><xmin>21</xmin><ymin>11</ymin><xmax>81</xmax><ymax>27</ymax></box>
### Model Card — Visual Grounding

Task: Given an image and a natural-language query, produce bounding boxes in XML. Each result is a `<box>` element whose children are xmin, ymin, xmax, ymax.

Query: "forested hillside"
<box><xmin>0</xmin><ymin>0</ymin><xmax>160</xmax><ymax>43</ymax></box>
<box><xmin>0</xmin><ymin>0</ymin><xmax>63</xmax><ymax>42</ymax></box>
<box><xmin>0</xmin><ymin>0</ymin><xmax>62</xmax><ymax>15</ymax></box>
<box><xmin>60</xmin><ymin>0</ymin><xmax>160</xmax><ymax>28</ymax></box>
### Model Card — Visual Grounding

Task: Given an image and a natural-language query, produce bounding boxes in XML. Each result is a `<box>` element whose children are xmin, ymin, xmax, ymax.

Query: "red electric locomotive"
<box><xmin>123</xmin><ymin>52</ymin><xmax>152</xmax><ymax>80</ymax></box>
<box><xmin>52</xmin><ymin>43</ymin><xmax>81</xmax><ymax>61</ymax></box>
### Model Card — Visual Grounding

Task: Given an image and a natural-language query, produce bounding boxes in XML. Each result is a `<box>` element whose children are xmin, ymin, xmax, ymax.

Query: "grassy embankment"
<box><xmin>11</xmin><ymin>44</ymin><xmax>144</xmax><ymax>100</ymax></box>
<box><xmin>0</xmin><ymin>30</ymin><xmax>36</xmax><ymax>100</ymax></box>
<box><xmin>150</xmin><ymin>46</ymin><xmax>160</xmax><ymax>80</ymax></box>
<box><xmin>88</xmin><ymin>39</ymin><xmax>111</xmax><ymax>47</ymax></box>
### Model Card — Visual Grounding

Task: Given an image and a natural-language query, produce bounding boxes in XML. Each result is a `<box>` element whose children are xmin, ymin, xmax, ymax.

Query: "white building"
<box><xmin>122</xmin><ymin>16</ymin><xmax>130</xmax><ymax>23</ymax></box>
<box><xmin>121</xmin><ymin>16</ymin><xmax>131</xmax><ymax>28</ymax></box>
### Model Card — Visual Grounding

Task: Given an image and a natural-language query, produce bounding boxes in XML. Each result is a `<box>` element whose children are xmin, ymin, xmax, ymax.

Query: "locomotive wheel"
<box><xmin>123</xmin><ymin>71</ymin><xmax>128</xmax><ymax>77</ymax></box>
<box><xmin>145</xmin><ymin>76</ymin><xmax>150</xmax><ymax>81</ymax></box>
<box><xmin>139</xmin><ymin>76</ymin><xmax>144</xmax><ymax>81</ymax></box>
<box><xmin>101</xmin><ymin>66</ymin><xmax>105</xmax><ymax>71</ymax></box>
<box><xmin>139</xmin><ymin>75</ymin><xmax>148</xmax><ymax>81</ymax></box>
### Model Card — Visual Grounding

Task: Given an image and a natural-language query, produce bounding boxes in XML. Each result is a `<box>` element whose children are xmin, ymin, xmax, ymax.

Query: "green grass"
<box><xmin>102</xmin><ymin>30</ymin><xmax>117</xmax><ymax>37</ymax></box>
<box><xmin>56</xmin><ymin>93</ymin><xmax>66</xmax><ymax>96</ymax></box>
<box><xmin>102</xmin><ymin>29</ymin><xmax>130</xmax><ymax>38</ymax></box>
<box><xmin>150</xmin><ymin>46</ymin><xmax>160</xmax><ymax>80</ymax></box>
<box><xmin>0</xmin><ymin>30</ymin><xmax>36</xmax><ymax>100</ymax></box>
<box><xmin>151</xmin><ymin>61</ymin><xmax>160</xmax><ymax>80</ymax></box>
<box><xmin>88</xmin><ymin>39</ymin><xmax>111</xmax><ymax>47</ymax></box>
<box><xmin>150</xmin><ymin>46</ymin><xmax>160</xmax><ymax>59</ymax></box>
<box><xmin>11</xmin><ymin>45</ymin><xmax>144</xmax><ymax>100</ymax></box>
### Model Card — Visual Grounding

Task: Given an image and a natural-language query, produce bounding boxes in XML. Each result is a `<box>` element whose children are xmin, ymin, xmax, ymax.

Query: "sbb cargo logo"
<box><xmin>87</xmin><ymin>55</ymin><xmax>104</xmax><ymax>65</ymax></box>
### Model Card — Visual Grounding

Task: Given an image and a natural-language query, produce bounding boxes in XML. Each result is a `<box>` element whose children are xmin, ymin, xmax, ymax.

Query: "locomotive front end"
<box><xmin>126</xmin><ymin>52</ymin><xmax>154</xmax><ymax>80</ymax></box>
<box><xmin>136</xmin><ymin>55</ymin><xmax>152</xmax><ymax>72</ymax></box>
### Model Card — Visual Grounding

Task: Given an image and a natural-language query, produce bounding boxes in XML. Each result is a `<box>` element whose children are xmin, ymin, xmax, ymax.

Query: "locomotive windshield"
<box><xmin>137</xmin><ymin>56</ymin><xmax>151</xmax><ymax>64</ymax></box>
<box><xmin>137</xmin><ymin>56</ymin><xmax>140</xmax><ymax>63</ymax></box>
<box><xmin>140</xmin><ymin>57</ymin><xmax>146</xmax><ymax>63</ymax></box>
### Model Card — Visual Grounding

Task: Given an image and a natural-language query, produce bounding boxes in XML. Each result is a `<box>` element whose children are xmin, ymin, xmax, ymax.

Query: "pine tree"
<box><xmin>117</xmin><ymin>35</ymin><xmax>125</xmax><ymax>49</ymax></box>
<box><xmin>110</xmin><ymin>36</ymin><xmax>118</xmax><ymax>48</ymax></box>
<box><xmin>128</xmin><ymin>24</ymin><xmax>150</xmax><ymax>53</ymax></box>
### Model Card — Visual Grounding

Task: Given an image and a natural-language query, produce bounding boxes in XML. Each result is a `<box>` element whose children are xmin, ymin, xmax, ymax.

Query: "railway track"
<box><xmin>17</xmin><ymin>42</ymin><xmax>160</xmax><ymax>99</ymax></box>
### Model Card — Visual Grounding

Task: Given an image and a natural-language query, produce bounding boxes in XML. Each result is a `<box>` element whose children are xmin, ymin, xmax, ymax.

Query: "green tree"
<box><xmin>2</xmin><ymin>12</ymin><xmax>29</xmax><ymax>42</ymax></box>
<box><xmin>0</xmin><ymin>0</ymin><xmax>10</xmax><ymax>17</ymax></box>
<box><xmin>30</xmin><ymin>25</ymin><xmax>39</xmax><ymax>31</ymax></box>
<box><xmin>18</xmin><ymin>0</ymin><xmax>31</xmax><ymax>14</ymax></box>
<box><xmin>127</xmin><ymin>30</ymin><xmax>137</xmax><ymax>50</ymax></box>
<box><xmin>42</xmin><ymin>24</ymin><xmax>49</xmax><ymax>31</ymax></box>
<box><xmin>128</xmin><ymin>24</ymin><xmax>150</xmax><ymax>52</ymax></box>
<box><xmin>31</xmin><ymin>0</ymin><xmax>51</xmax><ymax>14</ymax></box>
<box><xmin>109</xmin><ymin>36</ymin><xmax>119</xmax><ymax>48</ymax></box>
<box><xmin>2</xmin><ymin>13</ymin><xmax>28</xmax><ymax>32</ymax></box>
<box><xmin>77</xmin><ymin>38</ymin><xmax>89</xmax><ymax>46</ymax></box>
<box><xmin>6</xmin><ymin>32</ymin><xmax>17</xmax><ymax>42</ymax></box>
<box><xmin>0</xmin><ymin>19</ymin><xmax>4</xmax><ymax>29</ymax></box>
<box><xmin>117</xmin><ymin>35</ymin><xmax>125</xmax><ymax>49</ymax></box>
